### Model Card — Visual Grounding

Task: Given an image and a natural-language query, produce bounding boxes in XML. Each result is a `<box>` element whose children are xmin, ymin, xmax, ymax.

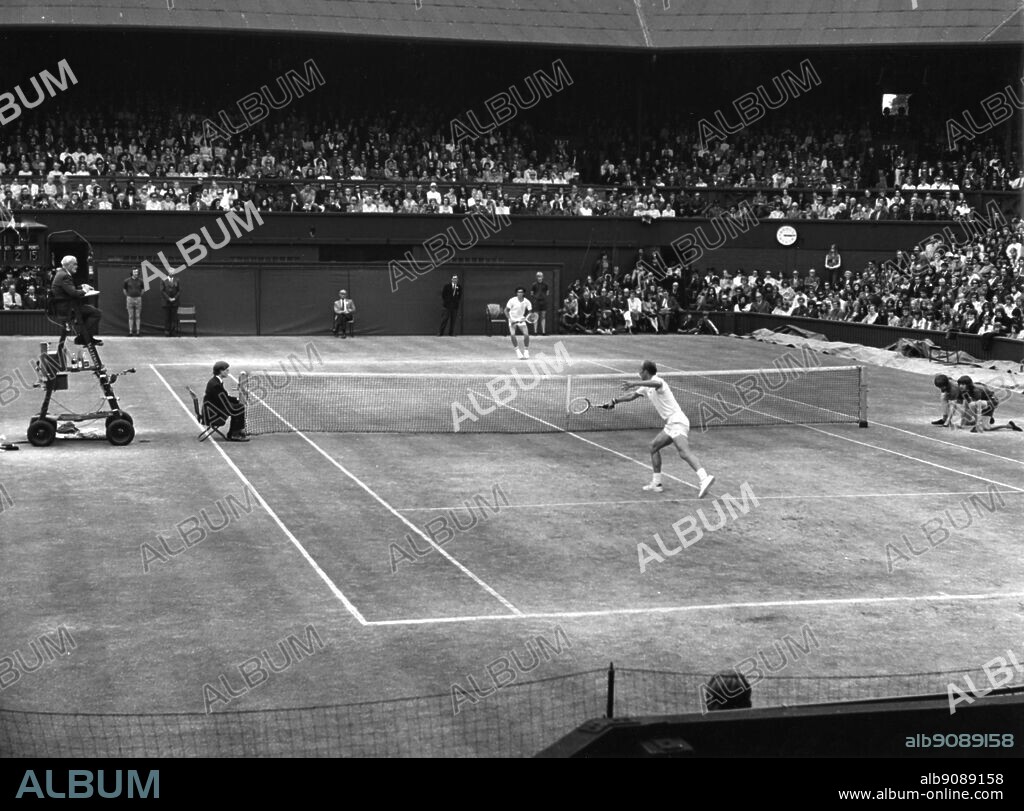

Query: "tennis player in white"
<box><xmin>607</xmin><ymin>360</ymin><xmax>714</xmax><ymax>497</ymax></box>
<box><xmin>505</xmin><ymin>287</ymin><xmax>532</xmax><ymax>359</ymax></box>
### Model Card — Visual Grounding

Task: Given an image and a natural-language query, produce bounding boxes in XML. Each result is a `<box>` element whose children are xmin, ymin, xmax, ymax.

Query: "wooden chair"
<box><xmin>485</xmin><ymin>303</ymin><xmax>506</xmax><ymax>336</ymax></box>
<box><xmin>176</xmin><ymin>306</ymin><xmax>198</xmax><ymax>337</ymax></box>
<box><xmin>186</xmin><ymin>385</ymin><xmax>227</xmax><ymax>442</ymax></box>
<box><xmin>333</xmin><ymin>313</ymin><xmax>355</xmax><ymax>337</ymax></box>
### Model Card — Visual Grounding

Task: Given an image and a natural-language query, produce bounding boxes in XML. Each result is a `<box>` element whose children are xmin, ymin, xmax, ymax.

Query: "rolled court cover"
<box><xmin>238</xmin><ymin>365</ymin><xmax>867</xmax><ymax>435</ymax></box>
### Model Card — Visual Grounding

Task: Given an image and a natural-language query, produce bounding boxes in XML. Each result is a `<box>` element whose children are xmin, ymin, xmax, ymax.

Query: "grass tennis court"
<box><xmin>1</xmin><ymin>333</ymin><xmax>1023</xmax><ymax>756</ymax></box>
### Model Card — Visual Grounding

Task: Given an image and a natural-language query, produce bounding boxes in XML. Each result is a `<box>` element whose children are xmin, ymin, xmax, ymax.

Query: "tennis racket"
<box><xmin>525</xmin><ymin>312</ymin><xmax>539</xmax><ymax>326</ymax></box>
<box><xmin>568</xmin><ymin>396</ymin><xmax>615</xmax><ymax>415</ymax></box>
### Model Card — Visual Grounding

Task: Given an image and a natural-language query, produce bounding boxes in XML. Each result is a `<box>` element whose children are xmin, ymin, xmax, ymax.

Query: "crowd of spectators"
<box><xmin>559</xmin><ymin>249</ymin><xmax>691</xmax><ymax>335</ymax></box>
<box><xmin>679</xmin><ymin>216</ymin><xmax>1024</xmax><ymax>339</ymax></box>
<box><xmin>0</xmin><ymin>266</ymin><xmax>50</xmax><ymax>311</ymax></box>
<box><xmin>558</xmin><ymin>214</ymin><xmax>1024</xmax><ymax>339</ymax></box>
<box><xmin>0</xmin><ymin>106</ymin><xmax>1020</xmax><ymax>218</ymax></box>
<box><xmin>2</xmin><ymin>98</ymin><xmax>1022</xmax><ymax>336</ymax></box>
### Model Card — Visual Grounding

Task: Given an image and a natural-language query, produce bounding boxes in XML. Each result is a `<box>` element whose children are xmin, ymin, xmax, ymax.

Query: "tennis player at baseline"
<box><xmin>606</xmin><ymin>360</ymin><xmax>715</xmax><ymax>497</ymax></box>
<box><xmin>505</xmin><ymin>287</ymin><xmax>532</xmax><ymax>360</ymax></box>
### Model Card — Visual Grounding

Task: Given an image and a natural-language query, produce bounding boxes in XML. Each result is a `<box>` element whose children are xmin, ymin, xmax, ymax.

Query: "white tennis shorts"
<box><xmin>664</xmin><ymin>413</ymin><xmax>690</xmax><ymax>439</ymax></box>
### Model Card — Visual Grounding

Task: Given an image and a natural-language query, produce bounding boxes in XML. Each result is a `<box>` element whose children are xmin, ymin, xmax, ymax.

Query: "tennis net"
<box><xmin>237</xmin><ymin>364</ymin><xmax>866</xmax><ymax>435</ymax></box>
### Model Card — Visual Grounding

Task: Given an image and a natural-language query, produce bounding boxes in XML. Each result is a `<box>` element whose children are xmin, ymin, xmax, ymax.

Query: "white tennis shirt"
<box><xmin>506</xmin><ymin>296</ymin><xmax>532</xmax><ymax>322</ymax></box>
<box><xmin>640</xmin><ymin>376</ymin><xmax>685</xmax><ymax>422</ymax></box>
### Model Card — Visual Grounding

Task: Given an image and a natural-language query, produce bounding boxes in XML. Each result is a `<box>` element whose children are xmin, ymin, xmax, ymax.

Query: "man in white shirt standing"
<box><xmin>605</xmin><ymin>360</ymin><xmax>714</xmax><ymax>497</ymax></box>
<box><xmin>504</xmin><ymin>287</ymin><xmax>532</xmax><ymax>359</ymax></box>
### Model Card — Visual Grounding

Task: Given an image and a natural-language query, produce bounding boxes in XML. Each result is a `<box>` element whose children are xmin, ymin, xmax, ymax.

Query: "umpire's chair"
<box><xmin>46</xmin><ymin>298</ymin><xmax>81</xmax><ymax>338</ymax></box>
<box><xmin>29</xmin><ymin>300</ymin><xmax>136</xmax><ymax>447</ymax></box>
<box><xmin>186</xmin><ymin>386</ymin><xmax>228</xmax><ymax>442</ymax></box>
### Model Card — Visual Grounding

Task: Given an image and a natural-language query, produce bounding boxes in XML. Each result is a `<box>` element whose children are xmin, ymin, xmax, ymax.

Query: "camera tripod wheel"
<box><xmin>27</xmin><ymin>418</ymin><xmax>58</xmax><ymax>447</ymax></box>
<box><xmin>105</xmin><ymin>418</ymin><xmax>135</xmax><ymax>447</ymax></box>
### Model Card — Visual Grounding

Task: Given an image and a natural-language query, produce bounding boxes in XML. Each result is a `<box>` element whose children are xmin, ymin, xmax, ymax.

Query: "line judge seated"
<box><xmin>332</xmin><ymin>288</ymin><xmax>355</xmax><ymax>338</ymax></box>
<box><xmin>50</xmin><ymin>255</ymin><xmax>103</xmax><ymax>346</ymax></box>
<box><xmin>203</xmin><ymin>361</ymin><xmax>249</xmax><ymax>442</ymax></box>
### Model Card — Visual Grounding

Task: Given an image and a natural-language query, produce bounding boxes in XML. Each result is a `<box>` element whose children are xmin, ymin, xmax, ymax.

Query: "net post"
<box><xmin>237</xmin><ymin>371</ymin><xmax>249</xmax><ymax>407</ymax></box>
<box><xmin>606</xmin><ymin>661</ymin><xmax>615</xmax><ymax>719</ymax></box>
<box><xmin>858</xmin><ymin>366</ymin><xmax>868</xmax><ymax>428</ymax></box>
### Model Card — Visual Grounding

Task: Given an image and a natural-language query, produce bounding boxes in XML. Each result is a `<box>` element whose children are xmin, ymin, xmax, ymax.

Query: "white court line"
<box><xmin>856</xmin><ymin>417</ymin><xmax>1024</xmax><ymax>468</ymax></box>
<box><xmin>466</xmin><ymin>388</ymin><xmax>699</xmax><ymax>491</ymax></box>
<box><xmin>364</xmin><ymin>589</ymin><xmax>1024</xmax><ymax>626</ymax></box>
<box><xmin>789</xmin><ymin>425</ymin><xmax>1024</xmax><ymax>493</ymax></box>
<box><xmin>395</xmin><ymin>489</ymin><xmax>1024</xmax><ymax>512</ymax></box>
<box><xmin>151</xmin><ymin>357</ymin><xmax>637</xmax><ymax>367</ymax></box>
<box><xmin>148</xmin><ymin>365</ymin><xmax>369</xmax><ymax>626</ymax></box>
<box><xmin>596</xmin><ymin>358</ymin><xmax>1024</xmax><ymax>494</ymax></box>
<box><xmin>153</xmin><ymin>361</ymin><xmax>357</xmax><ymax>367</ymax></box>
<box><xmin>234</xmin><ymin>376</ymin><xmax>522</xmax><ymax>616</ymax></box>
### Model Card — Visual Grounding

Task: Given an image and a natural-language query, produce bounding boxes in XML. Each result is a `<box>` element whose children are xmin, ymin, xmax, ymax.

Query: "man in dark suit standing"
<box><xmin>51</xmin><ymin>255</ymin><xmax>102</xmax><ymax>346</ymax></box>
<box><xmin>439</xmin><ymin>274</ymin><xmax>462</xmax><ymax>336</ymax></box>
<box><xmin>203</xmin><ymin>361</ymin><xmax>248</xmax><ymax>441</ymax></box>
<box><xmin>161</xmin><ymin>276</ymin><xmax>181</xmax><ymax>336</ymax></box>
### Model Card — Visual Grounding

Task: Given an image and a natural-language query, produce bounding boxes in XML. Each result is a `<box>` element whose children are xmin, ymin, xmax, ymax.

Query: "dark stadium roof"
<box><xmin>3</xmin><ymin>0</ymin><xmax>1022</xmax><ymax>49</ymax></box>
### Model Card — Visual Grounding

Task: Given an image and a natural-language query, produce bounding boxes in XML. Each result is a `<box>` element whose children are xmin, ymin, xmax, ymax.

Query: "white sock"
<box><xmin>652</xmin><ymin>473</ymin><xmax>662</xmax><ymax>485</ymax></box>
<box><xmin>697</xmin><ymin>468</ymin><xmax>709</xmax><ymax>480</ymax></box>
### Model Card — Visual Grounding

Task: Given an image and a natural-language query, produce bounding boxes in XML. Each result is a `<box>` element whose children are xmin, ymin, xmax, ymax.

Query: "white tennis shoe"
<box><xmin>523</xmin><ymin>349</ymin><xmax>530</xmax><ymax>358</ymax></box>
<box><xmin>642</xmin><ymin>482</ymin><xmax>664</xmax><ymax>493</ymax></box>
<box><xmin>516</xmin><ymin>348</ymin><xmax>524</xmax><ymax>359</ymax></box>
<box><xmin>698</xmin><ymin>475</ymin><xmax>715</xmax><ymax>499</ymax></box>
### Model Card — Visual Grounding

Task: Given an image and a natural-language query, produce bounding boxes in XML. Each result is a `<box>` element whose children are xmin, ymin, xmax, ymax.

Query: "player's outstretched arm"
<box><xmin>622</xmin><ymin>380</ymin><xmax>662</xmax><ymax>390</ymax></box>
<box><xmin>609</xmin><ymin>391</ymin><xmax>643</xmax><ymax>406</ymax></box>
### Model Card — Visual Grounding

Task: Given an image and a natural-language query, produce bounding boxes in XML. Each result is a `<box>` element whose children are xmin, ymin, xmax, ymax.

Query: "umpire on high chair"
<box><xmin>204</xmin><ymin>361</ymin><xmax>249</xmax><ymax>441</ymax></box>
<box><xmin>51</xmin><ymin>255</ymin><xmax>103</xmax><ymax>345</ymax></box>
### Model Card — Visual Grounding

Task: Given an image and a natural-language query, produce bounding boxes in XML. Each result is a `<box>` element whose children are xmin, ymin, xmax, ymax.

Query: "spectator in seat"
<box><xmin>596</xmin><ymin>287</ymin><xmax>615</xmax><ymax>334</ymax></box>
<box><xmin>559</xmin><ymin>294</ymin><xmax>582</xmax><ymax>333</ymax></box>
<box><xmin>642</xmin><ymin>292</ymin><xmax>660</xmax><ymax>333</ymax></box>
<box><xmin>22</xmin><ymin>284</ymin><xmax>39</xmax><ymax>309</ymax></box>
<box><xmin>578</xmin><ymin>287</ymin><xmax>598</xmax><ymax>332</ymax></box>
<box><xmin>751</xmin><ymin>290</ymin><xmax>772</xmax><ymax>314</ymax></box>
<box><xmin>3</xmin><ymin>283</ymin><xmax>22</xmax><ymax>310</ymax></box>
<box><xmin>678</xmin><ymin>311</ymin><xmax>720</xmax><ymax>335</ymax></box>
<box><xmin>658</xmin><ymin>286</ymin><xmax>680</xmax><ymax>332</ymax></box>
<box><xmin>623</xmin><ymin>288</ymin><xmax>643</xmax><ymax>334</ymax></box>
